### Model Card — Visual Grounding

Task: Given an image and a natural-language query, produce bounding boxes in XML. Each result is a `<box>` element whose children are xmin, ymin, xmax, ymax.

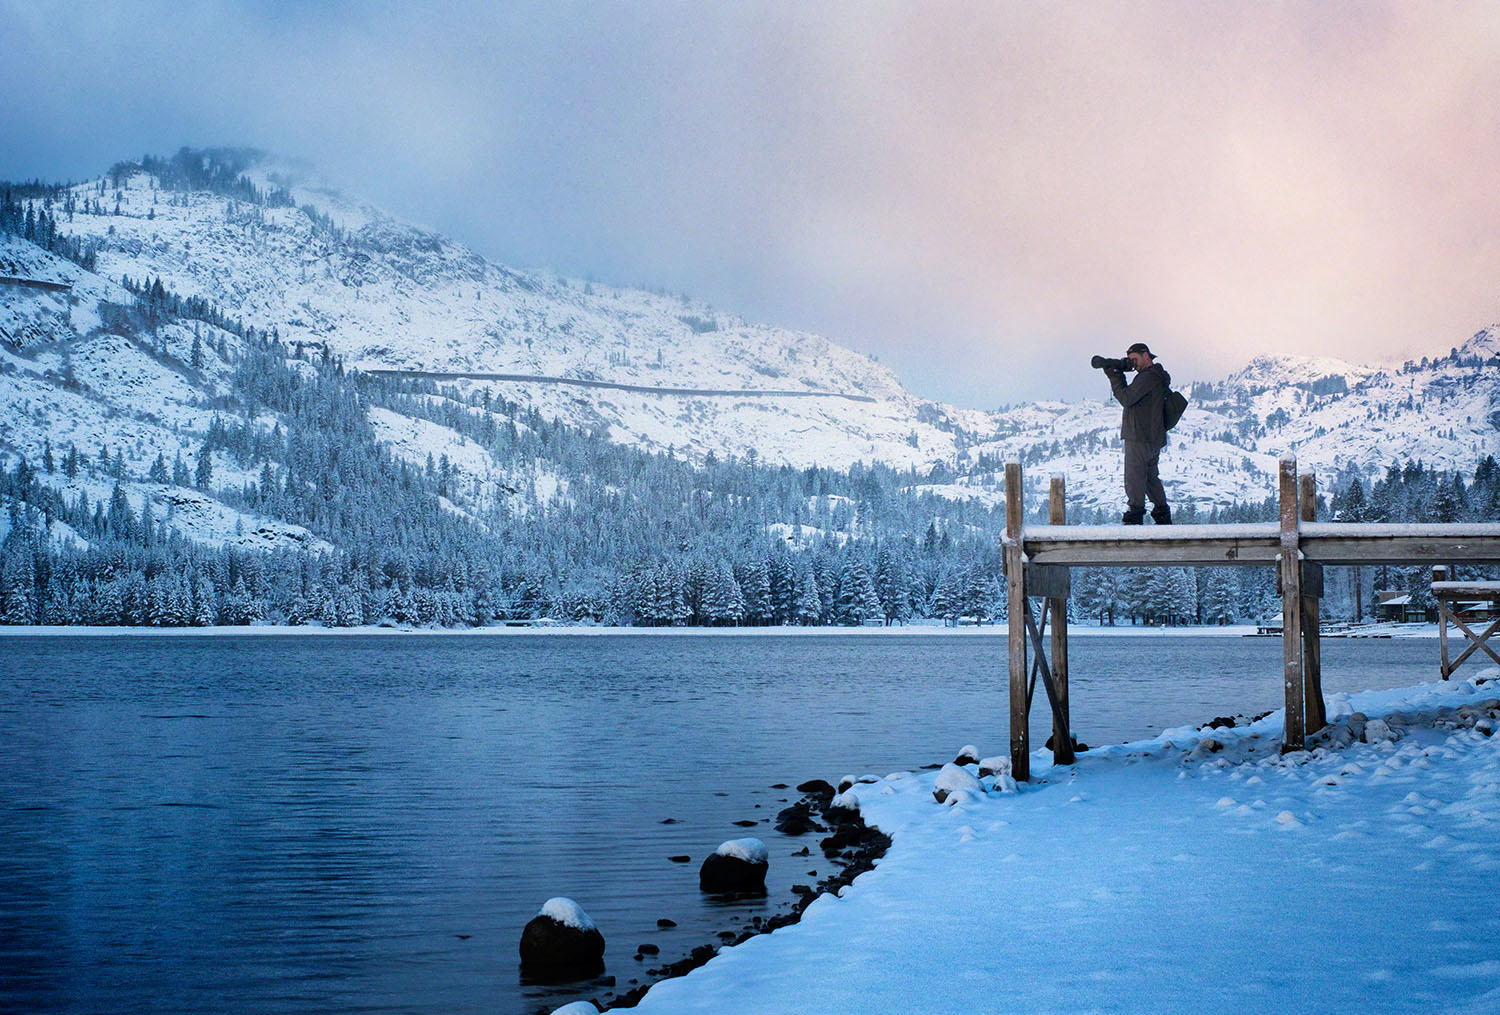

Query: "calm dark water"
<box><xmin>0</xmin><ymin>631</ymin><xmax>1438</xmax><ymax>1015</ymax></box>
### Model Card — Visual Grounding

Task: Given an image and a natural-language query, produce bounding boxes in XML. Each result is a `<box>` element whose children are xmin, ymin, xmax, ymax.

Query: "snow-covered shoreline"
<box><xmin>597</xmin><ymin>670</ymin><xmax>1500</xmax><ymax>1014</ymax></box>
<box><xmin>0</xmin><ymin>621</ymin><xmax>1442</xmax><ymax>638</ymax></box>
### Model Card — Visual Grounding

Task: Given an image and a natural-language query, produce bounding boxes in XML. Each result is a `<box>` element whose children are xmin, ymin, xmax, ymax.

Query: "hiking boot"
<box><xmin>1151</xmin><ymin>506</ymin><xmax>1172</xmax><ymax>525</ymax></box>
<box><xmin>1122</xmin><ymin>509</ymin><xmax>1145</xmax><ymax>525</ymax></box>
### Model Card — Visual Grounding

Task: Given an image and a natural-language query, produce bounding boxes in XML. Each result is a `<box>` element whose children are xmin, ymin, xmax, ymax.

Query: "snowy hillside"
<box><xmin>3</xmin><ymin>148</ymin><xmax>1499</xmax><ymax>530</ymax></box>
<box><xmin>27</xmin><ymin>152</ymin><xmax>985</xmax><ymax>473</ymax></box>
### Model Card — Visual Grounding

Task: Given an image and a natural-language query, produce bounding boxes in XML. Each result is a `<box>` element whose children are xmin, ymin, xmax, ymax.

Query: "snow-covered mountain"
<box><xmin>3</xmin><ymin>148</ymin><xmax>1499</xmax><ymax>542</ymax></box>
<box><xmin>10</xmin><ymin>151</ymin><xmax>990</xmax><ymax>470</ymax></box>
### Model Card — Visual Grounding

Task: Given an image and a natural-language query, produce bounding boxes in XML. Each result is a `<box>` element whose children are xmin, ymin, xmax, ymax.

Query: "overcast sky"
<box><xmin>4</xmin><ymin>1</ymin><xmax>1498</xmax><ymax>408</ymax></box>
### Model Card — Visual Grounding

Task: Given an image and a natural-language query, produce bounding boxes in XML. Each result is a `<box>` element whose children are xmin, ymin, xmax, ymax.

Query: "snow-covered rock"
<box><xmin>932</xmin><ymin>763</ymin><xmax>983</xmax><ymax>804</ymax></box>
<box><xmin>699</xmin><ymin>837</ymin><xmax>769</xmax><ymax>892</ymax></box>
<box><xmin>519</xmin><ymin>898</ymin><xmax>605</xmax><ymax>980</ymax></box>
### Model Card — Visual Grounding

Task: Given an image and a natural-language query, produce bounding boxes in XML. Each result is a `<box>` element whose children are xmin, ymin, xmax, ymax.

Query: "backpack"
<box><xmin>1163</xmin><ymin>388</ymin><xmax>1188</xmax><ymax>431</ymax></box>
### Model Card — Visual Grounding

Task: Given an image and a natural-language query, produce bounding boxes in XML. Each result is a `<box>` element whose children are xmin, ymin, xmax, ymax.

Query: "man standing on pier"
<box><xmin>1103</xmin><ymin>342</ymin><xmax>1172</xmax><ymax>525</ymax></box>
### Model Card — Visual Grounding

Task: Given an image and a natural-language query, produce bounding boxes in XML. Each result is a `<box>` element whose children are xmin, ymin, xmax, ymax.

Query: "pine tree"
<box><xmin>192</xmin><ymin>575</ymin><xmax>217</xmax><ymax>626</ymax></box>
<box><xmin>875</xmin><ymin>545</ymin><xmax>912</xmax><ymax>625</ymax></box>
<box><xmin>0</xmin><ymin>550</ymin><xmax>34</xmax><ymax>624</ymax></box>
<box><xmin>739</xmin><ymin>558</ymin><xmax>771</xmax><ymax>625</ymax></box>
<box><xmin>794</xmin><ymin>560</ymin><xmax>822</xmax><ymax>625</ymax></box>
<box><xmin>769</xmin><ymin>551</ymin><xmax>796</xmax><ymax>625</ymax></box>
<box><xmin>835</xmin><ymin>557</ymin><xmax>880</xmax><ymax>625</ymax></box>
<box><xmin>930</xmin><ymin>567</ymin><xmax>957</xmax><ymax>626</ymax></box>
<box><xmin>195</xmin><ymin>442</ymin><xmax>213</xmax><ymax>491</ymax></box>
<box><xmin>1204</xmin><ymin>569</ymin><xmax>1236</xmax><ymax>625</ymax></box>
<box><xmin>960</xmin><ymin>564</ymin><xmax>991</xmax><ymax>625</ymax></box>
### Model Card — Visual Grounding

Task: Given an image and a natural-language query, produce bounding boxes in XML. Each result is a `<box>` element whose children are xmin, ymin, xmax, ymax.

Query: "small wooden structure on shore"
<box><xmin>1005</xmin><ymin>456</ymin><xmax>1500</xmax><ymax>781</ymax></box>
<box><xmin>1434</xmin><ymin>568</ymin><xmax>1500</xmax><ymax>680</ymax></box>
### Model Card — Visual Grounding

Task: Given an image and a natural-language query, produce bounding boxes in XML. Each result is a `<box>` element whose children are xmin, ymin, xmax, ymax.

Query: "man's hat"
<box><xmin>1125</xmin><ymin>342</ymin><xmax>1153</xmax><ymax>357</ymax></box>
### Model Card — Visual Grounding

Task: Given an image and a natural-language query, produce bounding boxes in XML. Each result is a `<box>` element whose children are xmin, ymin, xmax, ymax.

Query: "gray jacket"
<box><xmin>1109</xmin><ymin>362</ymin><xmax>1171</xmax><ymax>447</ymax></box>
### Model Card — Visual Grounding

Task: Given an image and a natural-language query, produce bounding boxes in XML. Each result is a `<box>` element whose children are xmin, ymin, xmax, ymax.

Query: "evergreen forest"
<box><xmin>3</xmin><ymin>330</ymin><xmax>1498</xmax><ymax>630</ymax></box>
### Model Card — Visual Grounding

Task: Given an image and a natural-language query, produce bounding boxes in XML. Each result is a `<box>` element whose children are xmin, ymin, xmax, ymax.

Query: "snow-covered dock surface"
<box><xmin>618</xmin><ymin>671</ymin><xmax>1500</xmax><ymax>1015</ymax></box>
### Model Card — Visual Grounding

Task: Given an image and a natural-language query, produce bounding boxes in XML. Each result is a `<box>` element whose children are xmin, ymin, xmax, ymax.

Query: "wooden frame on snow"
<box><xmin>1004</xmin><ymin>456</ymin><xmax>1500</xmax><ymax>782</ymax></box>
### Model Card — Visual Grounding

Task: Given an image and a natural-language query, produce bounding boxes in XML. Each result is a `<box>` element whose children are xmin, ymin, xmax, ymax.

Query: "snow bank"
<box><xmin>618</xmin><ymin>668</ymin><xmax>1500</xmax><ymax>1015</ymax></box>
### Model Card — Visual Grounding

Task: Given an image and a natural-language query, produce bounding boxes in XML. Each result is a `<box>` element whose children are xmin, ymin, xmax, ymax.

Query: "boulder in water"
<box><xmin>519</xmin><ymin>897</ymin><xmax>605</xmax><ymax>981</ymax></box>
<box><xmin>699</xmin><ymin>838</ymin><xmax>769</xmax><ymax>892</ymax></box>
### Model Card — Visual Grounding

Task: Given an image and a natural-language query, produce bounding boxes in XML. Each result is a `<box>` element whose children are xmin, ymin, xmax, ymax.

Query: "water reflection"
<box><xmin>0</xmin><ymin>632</ymin><xmax>1436</xmax><ymax>1015</ymax></box>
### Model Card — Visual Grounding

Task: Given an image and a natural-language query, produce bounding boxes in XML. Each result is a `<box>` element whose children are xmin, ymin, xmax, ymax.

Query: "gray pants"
<box><xmin>1123</xmin><ymin>440</ymin><xmax>1168</xmax><ymax>514</ymax></box>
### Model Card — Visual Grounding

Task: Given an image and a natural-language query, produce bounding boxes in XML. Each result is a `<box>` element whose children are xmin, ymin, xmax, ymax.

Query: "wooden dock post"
<box><xmin>1300</xmin><ymin>472</ymin><xmax>1327</xmax><ymax>734</ymax></box>
<box><xmin>1279</xmin><ymin>457</ymin><xmax>1306</xmax><ymax>751</ymax></box>
<box><xmin>1047</xmin><ymin>476</ymin><xmax>1074</xmax><ymax>765</ymax></box>
<box><xmin>1438</xmin><ymin>565</ymin><xmax>1451</xmax><ymax>679</ymax></box>
<box><xmin>1006</xmin><ymin>463</ymin><xmax>1029</xmax><ymax>781</ymax></box>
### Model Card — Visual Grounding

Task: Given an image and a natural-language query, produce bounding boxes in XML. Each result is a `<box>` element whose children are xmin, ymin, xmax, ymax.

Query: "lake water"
<box><xmin>0</xmin><ymin>630</ymin><xmax>1440</xmax><ymax>1015</ymax></box>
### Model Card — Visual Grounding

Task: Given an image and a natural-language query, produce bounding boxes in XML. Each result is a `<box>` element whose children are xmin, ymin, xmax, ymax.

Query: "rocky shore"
<box><xmin>586</xmin><ymin>776</ymin><xmax>894</xmax><ymax>1012</ymax></box>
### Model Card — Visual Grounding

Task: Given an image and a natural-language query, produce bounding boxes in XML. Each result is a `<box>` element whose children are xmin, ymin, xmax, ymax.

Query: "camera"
<box><xmin>1091</xmin><ymin>355</ymin><xmax>1133</xmax><ymax>371</ymax></box>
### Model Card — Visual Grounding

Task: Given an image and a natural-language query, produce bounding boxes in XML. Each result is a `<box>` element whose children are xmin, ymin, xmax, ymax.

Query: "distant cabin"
<box><xmin>1375</xmin><ymin>591</ymin><xmax>1436</xmax><ymax>624</ymax></box>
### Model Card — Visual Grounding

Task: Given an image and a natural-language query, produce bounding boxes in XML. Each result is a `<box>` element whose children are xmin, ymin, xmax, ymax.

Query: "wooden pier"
<box><xmin>1005</xmin><ymin>456</ymin><xmax>1500</xmax><ymax>781</ymax></box>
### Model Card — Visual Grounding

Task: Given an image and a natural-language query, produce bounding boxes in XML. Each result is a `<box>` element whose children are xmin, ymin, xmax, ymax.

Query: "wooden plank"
<box><xmin>1300</xmin><ymin>472</ymin><xmax>1326</xmax><ymax>735</ymax></box>
<box><xmin>1026</xmin><ymin>605</ymin><xmax>1046</xmax><ymax>710</ymax></box>
<box><xmin>1431</xmin><ymin>582</ymin><xmax>1500</xmax><ymax>598</ymax></box>
<box><xmin>1048</xmin><ymin>475</ymin><xmax>1074</xmax><ymax>766</ymax></box>
<box><xmin>1025</xmin><ymin>564</ymin><xmax>1071</xmax><ymax>599</ymax></box>
<box><xmin>1280</xmin><ymin>458</ymin><xmax>1305</xmax><ymax>752</ymax></box>
<box><xmin>1020</xmin><ymin>522</ymin><xmax>1500</xmax><ymax>568</ymax></box>
<box><xmin>1006</xmin><ymin>463</ymin><xmax>1029</xmax><ymax>782</ymax></box>
<box><xmin>1023</xmin><ymin>598</ymin><xmax>1071</xmax><ymax>766</ymax></box>
<box><xmin>1023</xmin><ymin>529</ymin><xmax>1281</xmax><ymax>566</ymax></box>
<box><xmin>1440</xmin><ymin>596</ymin><xmax>1452</xmax><ymax>680</ymax></box>
<box><xmin>1446</xmin><ymin>614</ymin><xmax>1500</xmax><ymax>672</ymax></box>
<box><xmin>1276</xmin><ymin>562</ymin><xmax>1323</xmax><ymax>598</ymax></box>
<box><xmin>1300</xmin><ymin>527</ymin><xmax>1500</xmax><ymax>566</ymax></box>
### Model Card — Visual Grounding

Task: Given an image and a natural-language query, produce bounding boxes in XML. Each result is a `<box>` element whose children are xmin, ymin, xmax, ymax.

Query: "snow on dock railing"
<box><xmin>1019</xmin><ymin>521</ymin><xmax>1500</xmax><ymax>567</ymax></box>
<box><xmin>1002</xmin><ymin>456</ymin><xmax>1500</xmax><ymax>780</ymax></box>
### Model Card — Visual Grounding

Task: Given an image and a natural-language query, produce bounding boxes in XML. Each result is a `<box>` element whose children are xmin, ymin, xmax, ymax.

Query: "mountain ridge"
<box><xmin>4</xmin><ymin>148</ymin><xmax>1499</xmax><ymax>528</ymax></box>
